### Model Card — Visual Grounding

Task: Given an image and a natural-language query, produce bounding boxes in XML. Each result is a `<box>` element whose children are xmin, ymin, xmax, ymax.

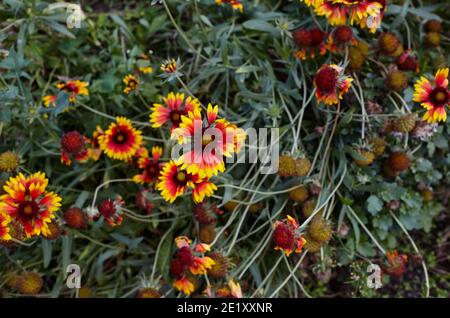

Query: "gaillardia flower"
<box><xmin>0</xmin><ymin>172</ymin><xmax>62</xmax><ymax>238</ymax></box>
<box><xmin>292</xmin><ymin>28</ymin><xmax>328</xmax><ymax>60</ymax></box>
<box><xmin>133</xmin><ymin>146</ymin><xmax>163</xmax><ymax>184</ymax></box>
<box><xmin>273</xmin><ymin>215</ymin><xmax>306</xmax><ymax>256</ymax></box>
<box><xmin>98</xmin><ymin>197</ymin><xmax>124</xmax><ymax>227</ymax></box>
<box><xmin>301</xmin><ymin>0</ymin><xmax>386</xmax><ymax>33</ymax></box>
<box><xmin>150</xmin><ymin>92</ymin><xmax>201</xmax><ymax>130</ymax></box>
<box><xmin>156</xmin><ymin>161</ymin><xmax>217</xmax><ymax>204</ymax></box>
<box><xmin>55</xmin><ymin>79</ymin><xmax>89</xmax><ymax>102</ymax></box>
<box><xmin>384</xmin><ymin>250</ymin><xmax>408</xmax><ymax>277</ymax></box>
<box><xmin>123</xmin><ymin>74</ymin><xmax>140</xmax><ymax>94</ymax></box>
<box><xmin>160</xmin><ymin>58</ymin><xmax>178</xmax><ymax>74</ymax></box>
<box><xmin>171</xmin><ymin>236</ymin><xmax>215</xmax><ymax>296</ymax></box>
<box><xmin>98</xmin><ymin>117</ymin><xmax>143</xmax><ymax>161</ymax></box>
<box><xmin>215</xmin><ymin>0</ymin><xmax>243</xmax><ymax>13</ymax></box>
<box><xmin>60</xmin><ymin>131</ymin><xmax>89</xmax><ymax>166</ymax></box>
<box><xmin>314</xmin><ymin>64</ymin><xmax>353</xmax><ymax>105</ymax></box>
<box><xmin>172</xmin><ymin>104</ymin><xmax>246</xmax><ymax>178</ymax></box>
<box><xmin>413</xmin><ymin>68</ymin><xmax>449</xmax><ymax>123</ymax></box>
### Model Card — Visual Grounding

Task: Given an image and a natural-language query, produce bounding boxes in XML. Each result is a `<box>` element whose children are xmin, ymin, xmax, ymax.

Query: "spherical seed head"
<box><xmin>249</xmin><ymin>202</ymin><xmax>263</xmax><ymax>214</ymax></box>
<box><xmin>309</xmin><ymin>28</ymin><xmax>326</xmax><ymax>46</ymax></box>
<box><xmin>386</xmin><ymin>70</ymin><xmax>408</xmax><ymax>92</ymax></box>
<box><xmin>98</xmin><ymin>199</ymin><xmax>116</xmax><ymax>218</ymax></box>
<box><xmin>302</xmin><ymin>198</ymin><xmax>318</xmax><ymax>218</ymax></box>
<box><xmin>289</xmin><ymin>185</ymin><xmax>309</xmax><ymax>203</ymax></box>
<box><xmin>393</xmin><ymin>114</ymin><xmax>417</xmax><ymax>133</ymax></box>
<box><xmin>194</xmin><ymin>203</ymin><xmax>218</xmax><ymax>225</ymax></box>
<box><xmin>370</xmin><ymin>137</ymin><xmax>386</xmax><ymax>157</ymax></box>
<box><xmin>333</xmin><ymin>26</ymin><xmax>353</xmax><ymax>44</ymax></box>
<box><xmin>278</xmin><ymin>155</ymin><xmax>296</xmax><ymax>177</ymax></box>
<box><xmin>223</xmin><ymin>200</ymin><xmax>239</xmax><ymax>212</ymax></box>
<box><xmin>292</xmin><ymin>29</ymin><xmax>311</xmax><ymax>48</ymax></box>
<box><xmin>424</xmin><ymin>20</ymin><xmax>442</xmax><ymax>33</ymax></box>
<box><xmin>348</xmin><ymin>47</ymin><xmax>365</xmax><ymax>70</ymax></box>
<box><xmin>61</xmin><ymin>131</ymin><xmax>85</xmax><ymax>154</ymax></box>
<box><xmin>303</xmin><ymin>234</ymin><xmax>322</xmax><ymax>253</ymax></box>
<box><xmin>199</xmin><ymin>225</ymin><xmax>216</xmax><ymax>244</ymax></box>
<box><xmin>357</xmin><ymin>41</ymin><xmax>370</xmax><ymax>57</ymax></box>
<box><xmin>295</xmin><ymin>157</ymin><xmax>312</xmax><ymax>176</ymax></box>
<box><xmin>137</xmin><ymin>288</ymin><xmax>161</xmax><ymax>298</ymax></box>
<box><xmin>397</xmin><ymin>51</ymin><xmax>419</xmax><ymax>72</ymax></box>
<box><xmin>17</xmin><ymin>272</ymin><xmax>43</xmax><ymax>295</ymax></box>
<box><xmin>425</xmin><ymin>32</ymin><xmax>441</xmax><ymax>48</ymax></box>
<box><xmin>379</xmin><ymin>32</ymin><xmax>400</xmax><ymax>55</ymax></box>
<box><xmin>64</xmin><ymin>207</ymin><xmax>87</xmax><ymax>229</ymax></box>
<box><xmin>314</xmin><ymin>66</ymin><xmax>339</xmax><ymax>95</ymax></box>
<box><xmin>0</xmin><ymin>151</ymin><xmax>19</xmax><ymax>172</ymax></box>
<box><xmin>308</xmin><ymin>216</ymin><xmax>333</xmax><ymax>244</ymax></box>
<box><xmin>354</xmin><ymin>150</ymin><xmax>375</xmax><ymax>167</ymax></box>
<box><xmin>388</xmin><ymin>152</ymin><xmax>411</xmax><ymax>172</ymax></box>
<box><xmin>273</xmin><ymin>222</ymin><xmax>295</xmax><ymax>250</ymax></box>
<box><xmin>208</xmin><ymin>252</ymin><xmax>230</xmax><ymax>279</ymax></box>
<box><xmin>382</xmin><ymin>161</ymin><xmax>400</xmax><ymax>178</ymax></box>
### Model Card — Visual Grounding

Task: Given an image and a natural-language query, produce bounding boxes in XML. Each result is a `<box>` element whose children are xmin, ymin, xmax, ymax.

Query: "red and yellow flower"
<box><xmin>172</xmin><ymin>104</ymin><xmax>246</xmax><ymax>179</ymax></box>
<box><xmin>273</xmin><ymin>215</ymin><xmax>306</xmax><ymax>256</ymax></box>
<box><xmin>150</xmin><ymin>92</ymin><xmax>201</xmax><ymax>130</ymax></box>
<box><xmin>413</xmin><ymin>68</ymin><xmax>449</xmax><ymax>123</ymax></box>
<box><xmin>160</xmin><ymin>58</ymin><xmax>178</xmax><ymax>74</ymax></box>
<box><xmin>156</xmin><ymin>161</ymin><xmax>217</xmax><ymax>204</ymax></box>
<box><xmin>133</xmin><ymin>146</ymin><xmax>163</xmax><ymax>184</ymax></box>
<box><xmin>215</xmin><ymin>0</ymin><xmax>243</xmax><ymax>13</ymax></box>
<box><xmin>171</xmin><ymin>236</ymin><xmax>215</xmax><ymax>296</ymax></box>
<box><xmin>301</xmin><ymin>0</ymin><xmax>386</xmax><ymax>33</ymax></box>
<box><xmin>98</xmin><ymin>198</ymin><xmax>124</xmax><ymax>227</ymax></box>
<box><xmin>314</xmin><ymin>64</ymin><xmax>353</xmax><ymax>105</ymax></box>
<box><xmin>60</xmin><ymin>131</ymin><xmax>90</xmax><ymax>166</ymax></box>
<box><xmin>98</xmin><ymin>117</ymin><xmax>143</xmax><ymax>161</ymax></box>
<box><xmin>0</xmin><ymin>172</ymin><xmax>62</xmax><ymax>238</ymax></box>
<box><xmin>384</xmin><ymin>250</ymin><xmax>408</xmax><ymax>277</ymax></box>
<box><xmin>292</xmin><ymin>28</ymin><xmax>328</xmax><ymax>60</ymax></box>
<box><xmin>123</xmin><ymin>74</ymin><xmax>140</xmax><ymax>94</ymax></box>
<box><xmin>55</xmin><ymin>79</ymin><xmax>89</xmax><ymax>102</ymax></box>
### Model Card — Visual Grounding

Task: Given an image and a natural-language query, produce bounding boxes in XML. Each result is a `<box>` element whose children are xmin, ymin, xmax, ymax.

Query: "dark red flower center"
<box><xmin>309</xmin><ymin>28</ymin><xmax>326</xmax><ymax>46</ymax></box>
<box><xmin>63</xmin><ymin>82</ymin><xmax>79</xmax><ymax>94</ymax></box>
<box><xmin>18</xmin><ymin>201</ymin><xmax>39</xmax><ymax>219</ymax></box>
<box><xmin>61</xmin><ymin>131</ymin><xmax>85</xmax><ymax>154</ymax></box>
<box><xmin>114</xmin><ymin>131</ymin><xmax>128</xmax><ymax>144</ymax></box>
<box><xmin>292</xmin><ymin>29</ymin><xmax>311</xmax><ymax>48</ymax></box>
<box><xmin>99</xmin><ymin>199</ymin><xmax>116</xmax><ymax>218</ymax></box>
<box><xmin>273</xmin><ymin>223</ymin><xmax>295</xmax><ymax>250</ymax></box>
<box><xmin>333</xmin><ymin>26</ymin><xmax>353</xmax><ymax>44</ymax></box>
<box><xmin>177</xmin><ymin>246</ymin><xmax>193</xmax><ymax>265</ymax></box>
<box><xmin>315</xmin><ymin>67</ymin><xmax>339</xmax><ymax>94</ymax></box>
<box><xmin>170</xmin><ymin>111</ymin><xmax>182</xmax><ymax>126</ymax></box>
<box><xmin>147</xmin><ymin>163</ymin><xmax>160</xmax><ymax>177</ymax></box>
<box><xmin>431</xmin><ymin>87</ymin><xmax>449</xmax><ymax>106</ymax></box>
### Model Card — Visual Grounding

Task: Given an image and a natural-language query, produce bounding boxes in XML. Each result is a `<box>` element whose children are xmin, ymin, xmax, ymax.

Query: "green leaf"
<box><xmin>41</xmin><ymin>239</ymin><xmax>53</xmax><ymax>268</ymax></box>
<box><xmin>366</xmin><ymin>195</ymin><xmax>383</xmax><ymax>215</ymax></box>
